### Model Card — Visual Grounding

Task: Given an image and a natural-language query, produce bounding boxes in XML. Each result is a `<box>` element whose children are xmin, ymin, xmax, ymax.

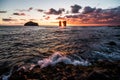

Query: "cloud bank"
<box><xmin>2</xmin><ymin>18</ymin><xmax>17</xmax><ymax>21</ymax></box>
<box><xmin>13</xmin><ymin>12</ymin><xmax>26</xmax><ymax>16</ymax></box>
<box><xmin>45</xmin><ymin>8</ymin><xmax>65</xmax><ymax>15</ymax></box>
<box><xmin>0</xmin><ymin>11</ymin><xmax>7</xmax><ymax>13</ymax></box>
<box><xmin>57</xmin><ymin>5</ymin><xmax>120</xmax><ymax>25</ymax></box>
<box><xmin>1</xmin><ymin>4</ymin><xmax>120</xmax><ymax>26</ymax></box>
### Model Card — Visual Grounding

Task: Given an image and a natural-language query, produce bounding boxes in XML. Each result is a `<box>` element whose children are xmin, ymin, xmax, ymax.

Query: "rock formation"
<box><xmin>24</xmin><ymin>21</ymin><xmax>39</xmax><ymax>26</ymax></box>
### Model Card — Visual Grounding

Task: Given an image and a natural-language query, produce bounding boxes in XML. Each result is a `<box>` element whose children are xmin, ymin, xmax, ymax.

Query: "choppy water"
<box><xmin>0</xmin><ymin>26</ymin><xmax>120</xmax><ymax>76</ymax></box>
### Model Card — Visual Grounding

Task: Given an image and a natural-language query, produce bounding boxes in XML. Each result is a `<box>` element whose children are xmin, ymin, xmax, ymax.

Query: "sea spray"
<box><xmin>13</xmin><ymin>52</ymin><xmax>91</xmax><ymax>71</ymax></box>
<box><xmin>38</xmin><ymin>52</ymin><xmax>91</xmax><ymax>68</ymax></box>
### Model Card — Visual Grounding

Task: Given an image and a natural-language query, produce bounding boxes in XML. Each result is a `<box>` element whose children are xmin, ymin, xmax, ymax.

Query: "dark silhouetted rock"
<box><xmin>24</xmin><ymin>21</ymin><xmax>39</xmax><ymax>26</ymax></box>
<box><xmin>87</xmin><ymin>71</ymin><xmax>110</xmax><ymax>80</ymax></box>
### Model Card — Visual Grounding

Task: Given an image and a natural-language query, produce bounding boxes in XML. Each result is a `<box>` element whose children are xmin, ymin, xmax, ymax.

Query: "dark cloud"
<box><xmin>20</xmin><ymin>13</ymin><xmax>25</xmax><ymax>16</ymax></box>
<box><xmin>60</xmin><ymin>6</ymin><xmax>120</xmax><ymax>25</ymax></box>
<box><xmin>2</xmin><ymin>18</ymin><xmax>17</xmax><ymax>21</ymax></box>
<box><xmin>45</xmin><ymin>16</ymin><xmax>50</xmax><ymax>20</ymax></box>
<box><xmin>45</xmin><ymin>8</ymin><xmax>65</xmax><ymax>15</ymax></box>
<box><xmin>71</xmin><ymin>4</ymin><xmax>82</xmax><ymax>13</ymax></box>
<box><xmin>13</xmin><ymin>12</ymin><xmax>25</xmax><ymax>16</ymax></box>
<box><xmin>0</xmin><ymin>11</ymin><xmax>7</xmax><ymax>13</ymax></box>
<box><xmin>13</xmin><ymin>13</ymin><xmax>19</xmax><ymax>15</ymax></box>
<box><xmin>65</xmin><ymin>15</ymin><xmax>79</xmax><ymax>18</ymax></box>
<box><xmin>98</xmin><ymin>6</ymin><xmax>120</xmax><ymax>23</ymax></box>
<box><xmin>28</xmin><ymin>7</ymin><xmax>33</xmax><ymax>11</ymax></box>
<box><xmin>94</xmin><ymin>8</ymin><xmax>102</xmax><ymax>13</ymax></box>
<box><xmin>36</xmin><ymin>9</ymin><xmax>44</xmax><ymax>12</ymax></box>
<box><xmin>82</xmin><ymin>6</ymin><xmax>96</xmax><ymax>14</ymax></box>
<box><xmin>56</xmin><ymin>16</ymin><xmax>64</xmax><ymax>19</ymax></box>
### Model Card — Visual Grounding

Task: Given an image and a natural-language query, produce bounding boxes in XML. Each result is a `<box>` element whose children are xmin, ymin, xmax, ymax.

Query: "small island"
<box><xmin>24</xmin><ymin>21</ymin><xmax>39</xmax><ymax>26</ymax></box>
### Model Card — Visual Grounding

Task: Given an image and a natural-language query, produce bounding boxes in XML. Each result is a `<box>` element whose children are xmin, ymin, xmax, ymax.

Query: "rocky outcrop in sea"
<box><xmin>24</xmin><ymin>21</ymin><xmax>39</xmax><ymax>26</ymax></box>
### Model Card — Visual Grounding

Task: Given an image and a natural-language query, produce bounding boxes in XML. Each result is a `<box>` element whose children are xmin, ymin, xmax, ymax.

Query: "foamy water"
<box><xmin>0</xmin><ymin>26</ymin><xmax>120</xmax><ymax>79</ymax></box>
<box><xmin>37</xmin><ymin>52</ymin><xmax>90</xmax><ymax>68</ymax></box>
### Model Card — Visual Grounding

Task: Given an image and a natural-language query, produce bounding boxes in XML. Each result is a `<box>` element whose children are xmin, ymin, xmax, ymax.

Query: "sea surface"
<box><xmin>0</xmin><ymin>26</ymin><xmax>120</xmax><ymax>77</ymax></box>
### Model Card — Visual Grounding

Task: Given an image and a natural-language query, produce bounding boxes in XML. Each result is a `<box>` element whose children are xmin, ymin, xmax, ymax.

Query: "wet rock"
<box><xmin>0</xmin><ymin>62</ymin><xmax>11</xmax><ymax>76</ymax></box>
<box><xmin>9</xmin><ymin>68</ymin><xmax>26</xmax><ymax>80</ymax></box>
<box><xmin>0</xmin><ymin>67</ymin><xmax>10</xmax><ymax>76</ymax></box>
<box><xmin>8</xmin><ymin>61</ymin><xmax>120</xmax><ymax>80</ymax></box>
<box><xmin>87</xmin><ymin>71</ymin><xmax>110</xmax><ymax>80</ymax></box>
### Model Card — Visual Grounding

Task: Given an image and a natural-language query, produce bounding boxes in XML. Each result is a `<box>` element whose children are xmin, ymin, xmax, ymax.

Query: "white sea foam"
<box><xmin>38</xmin><ymin>52</ymin><xmax>91</xmax><ymax>68</ymax></box>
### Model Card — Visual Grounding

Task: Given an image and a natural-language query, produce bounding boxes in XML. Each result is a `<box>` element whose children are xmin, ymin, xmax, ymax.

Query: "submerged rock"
<box><xmin>24</xmin><ymin>21</ymin><xmax>39</xmax><ymax>26</ymax></box>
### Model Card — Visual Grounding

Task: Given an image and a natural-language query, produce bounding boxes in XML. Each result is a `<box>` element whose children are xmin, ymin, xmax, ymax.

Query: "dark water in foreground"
<box><xmin>0</xmin><ymin>26</ymin><xmax>120</xmax><ymax>77</ymax></box>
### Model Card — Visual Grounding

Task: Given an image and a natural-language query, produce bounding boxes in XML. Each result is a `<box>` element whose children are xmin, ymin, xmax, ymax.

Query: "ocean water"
<box><xmin>0</xmin><ymin>26</ymin><xmax>120</xmax><ymax>76</ymax></box>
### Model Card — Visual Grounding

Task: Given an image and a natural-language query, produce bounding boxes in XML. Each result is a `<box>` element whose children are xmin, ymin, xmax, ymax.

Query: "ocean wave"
<box><xmin>92</xmin><ymin>51</ymin><xmax>120</xmax><ymax>61</ymax></box>
<box><xmin>38</xmin><ymin>52</ymin><xmax>91</xmax><ymax>68</ymax></box>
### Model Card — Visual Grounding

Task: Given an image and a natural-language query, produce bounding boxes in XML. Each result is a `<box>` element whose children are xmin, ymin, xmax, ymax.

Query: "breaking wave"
<box><xmin>2</xmin><ymin>52</ymin><xmax>91</xmax><ymax>80</ymax></box>
<box><xmin>38</xmin><ymin>52</ymin><xmax>91</xmax><ymax>68</ymax></box>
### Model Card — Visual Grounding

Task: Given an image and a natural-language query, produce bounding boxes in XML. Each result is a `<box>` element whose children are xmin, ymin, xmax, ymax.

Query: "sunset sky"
<box><xmin>0</xmin><ymin>0</ymin><xmax>120</xmax><ymax>26</ymax></box>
